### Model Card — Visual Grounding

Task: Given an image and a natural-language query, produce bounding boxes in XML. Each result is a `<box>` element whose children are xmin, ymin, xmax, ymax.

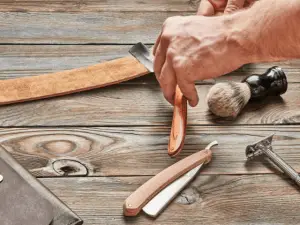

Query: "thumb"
<box><xmin>224</xmin><ymin>0</ymin><xmax>245</xmax><ymax>14</ymax></box>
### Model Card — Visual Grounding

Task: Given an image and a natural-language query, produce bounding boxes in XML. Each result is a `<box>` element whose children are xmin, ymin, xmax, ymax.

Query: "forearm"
<box><xmin>230</xmin><ymin>0</ymin><xmax>300</xmax><ymax>63</ymax></box>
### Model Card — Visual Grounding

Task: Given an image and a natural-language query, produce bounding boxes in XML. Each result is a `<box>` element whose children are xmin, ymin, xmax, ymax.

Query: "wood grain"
<box><xmin>2</xmin><ymin>126</ymin><xmax>300</xmax><ymax>177</ymax></box>
<box><xmin>1</xmin><ymin>1</ymin><xmax>299</xmax><ymax>224</ymax></box>
<box><xmin>0</xmin><ymin>12</ymin><xmax>192</xmax><ymax>44</ymax></box>
<box><xmin>6</xmin><ymin>11</ymin><xmax>300</xmax><ymax>47</ymax></box>
<box><xmin>0</xmin><ymin>0</ymin><xmax>200</xmax><ymax>12</ymax></box>
<box><xmin>41</xmin><ymin>175</ymin><xmax>300</xmax><ymax>224</ymax></box>
<box><xmin>124</xmin><ymin>148</ymin><xmax>211</xmax><ymax>216</ymax></box>
<box><xmin>1</xmin><ymin>45</ymin><xmax>299</xmax><ymax>84</ymax></box>
<box><xmin>0</xmin><ymin>45</ymin><xmax>214</xmax><ymax>84</ymax></box>
<box><xmin>0</xmin><ymin>83</ymin><xmax>299</xmax><ymax>126</ymax></box>
<box><xmin>0</xmin><ymin>45</ymin><xmax>137</xmax><ymax>79</ymax></box>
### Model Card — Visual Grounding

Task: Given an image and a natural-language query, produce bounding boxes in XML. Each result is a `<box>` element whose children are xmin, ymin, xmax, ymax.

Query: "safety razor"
<box><xmin>246</xmin><ymin>134</ymin><xmax>300</xmax><ymax>186</ymax></box>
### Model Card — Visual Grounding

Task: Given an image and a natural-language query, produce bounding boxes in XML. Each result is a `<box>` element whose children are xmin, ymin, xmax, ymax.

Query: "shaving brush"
<box><xmin>206</xmin><ymin>66</ymin><xmax>288</xmax><ymax>117</ymax></box>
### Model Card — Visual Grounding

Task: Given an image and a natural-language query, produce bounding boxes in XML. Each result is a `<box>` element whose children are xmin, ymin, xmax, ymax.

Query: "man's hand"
<box><xmin>153</xmin><ymin>0</ymin><xmax>256</xmax><ymax>107</ymax></box>
<box><xmin>154</xmin><ymin>0</ymin><xmax>300</xmax><ymax>106</ymax></box>
<box><xmin>153</xmin><ymin>15</ymin><xmax>250</xmax><ymax>106</ymax></box>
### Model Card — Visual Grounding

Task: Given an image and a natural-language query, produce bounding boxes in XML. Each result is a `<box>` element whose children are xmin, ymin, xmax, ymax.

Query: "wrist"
<box><xmin>223</xmin><ymin>10</ymin><xmax>261</xmax><ymax>64</ymax></box>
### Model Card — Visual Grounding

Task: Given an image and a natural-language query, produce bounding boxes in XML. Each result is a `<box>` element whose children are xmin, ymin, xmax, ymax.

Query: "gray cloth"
<box><xmin>0</xmin><ymin>146</ymin><xmax>83</xmax><ymax>225</ymax></box>
<box><xmin>0</xmin><ymin>158</ymin><xmax>53</xmax><ymax>225</ymax></box>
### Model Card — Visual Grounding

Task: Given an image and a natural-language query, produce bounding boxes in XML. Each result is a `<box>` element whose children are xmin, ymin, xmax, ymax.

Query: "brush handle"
<box><xmin>168</xmin><ymin>86</ymin><xmax>187</xmax><ymax>157</ymax></box>
<box><xmin>242</xmin><ymin>66</ymin><xmax>287</xmax><ymax>99</ymax></box>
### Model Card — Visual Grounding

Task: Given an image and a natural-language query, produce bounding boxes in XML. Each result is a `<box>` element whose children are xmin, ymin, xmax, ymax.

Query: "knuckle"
<box><xmin>161</xmin><ymin>30</ymin><xmax>174</xmax><ymax>41</ymax></box>
<box><xmin>163</xmin><ymin>17</ymin><xmax>173</xmax><ymax>27</ymax></box>
<box><xmin>172</xmin><ymin>56</ymin><xmax>181</xmax><ymax>67</ymax></box>
<box><xmin>172</xmin><ymin>57</ymin><xmax>187</xmax><ymax>71</ymax></box>
<box><xmin>226</xmin><ymin>5</ymin><xmax>240</xmax><ymax>12</ymax></box>
<box><xmin>172</xmin><ymin>63</ymin><xmax>181</xmax><ymax>72</ymax></box>
<box><xmin>226</xmin><ymin>0</ymin><xmax>245</xmax><ymax>11</ymax></box>
<box><xmin>163</xmin><ymin>16</ymin><xmax>181</xmax><ymax>27</ymax></box>
<box><xmin>161</xmin><ymin>33</ymin><xmax>169</xmax><ymax>41</ymax></box>
<box><xmin>166</xmin><ymin>49</ymin><xmax>175</xmax><ymax>59</ymax></box>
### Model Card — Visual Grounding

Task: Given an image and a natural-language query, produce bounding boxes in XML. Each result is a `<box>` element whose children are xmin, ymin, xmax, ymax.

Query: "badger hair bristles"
<box><xmin>206</xmin><ymin>82</ymin><xmax>251</xmax><ymax>118</ymax></box>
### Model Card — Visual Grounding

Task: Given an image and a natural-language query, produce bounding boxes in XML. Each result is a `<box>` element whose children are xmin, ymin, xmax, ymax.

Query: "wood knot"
<box><xmin>1</xmin><ymin>131</ymin><xmax>93</xmax><ymax>158</ymax></box>
<box><xmin>176</xmin><ymin>187</ymin><xmax>200</xmax><ymax>205</ymax></box>
<box><xmin>52</xmin><ymin>159</ymin><xmax>88</xmax><ymax>176</ymax></box>
<box><xmin>42</xmin><ymin>140</ymin><xmax>76</xmax><ymax>155</ymax></box>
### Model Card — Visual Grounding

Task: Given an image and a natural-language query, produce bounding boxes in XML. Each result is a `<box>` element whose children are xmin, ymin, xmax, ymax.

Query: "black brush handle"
<box><xmin>242</xmin><ymin>66</ymin><xmax>288</xmax><ymax>99</ymax></box>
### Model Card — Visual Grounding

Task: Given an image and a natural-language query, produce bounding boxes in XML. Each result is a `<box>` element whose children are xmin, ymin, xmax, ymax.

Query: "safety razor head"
<box><xmin>129</xmin><ymin>42</ymin><xmax>154</xmax><ymax>73</ymax></box>
<box><xmin>246</xmin><ymin>134</ymin><xmax>274</xmax><ymax>159</ymax></box>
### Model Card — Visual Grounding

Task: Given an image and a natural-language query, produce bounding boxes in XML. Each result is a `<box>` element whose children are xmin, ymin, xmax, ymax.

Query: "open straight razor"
<box><xmin>129</xmin><ymin>42</ymin><xmax>188</xmax><ymax>157</ymax></box>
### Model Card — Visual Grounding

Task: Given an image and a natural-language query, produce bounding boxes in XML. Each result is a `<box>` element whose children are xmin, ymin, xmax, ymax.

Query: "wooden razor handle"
<box><xmin>0</xmin><ymin>56</ymin><xmax>149</xmax><ymax>105</ymax></box>
<box><xmin>123</xmin><ymin>148</ymin><xmax>212</xmax><ymax>216</ymax></box>
<box><xmin>168</xmin><ymin>86</ymin><xmax>187</xmax><ymax>157</ymax></box>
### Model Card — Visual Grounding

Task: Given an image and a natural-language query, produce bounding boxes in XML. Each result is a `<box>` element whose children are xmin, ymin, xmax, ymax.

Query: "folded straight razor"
<box><xmin>123</xmin><ymin>140</ymin><xmax>218</xmax><ymax>217</ymax></box>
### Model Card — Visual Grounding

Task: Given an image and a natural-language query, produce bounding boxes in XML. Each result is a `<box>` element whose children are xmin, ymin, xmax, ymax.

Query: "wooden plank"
<box><xmin>217</xmin><ymin>61</ymin><xmax>300</xmax><ymax>83</ymax></box>
<box><xmin>0</xmin><ymin>45</ymin><xmax>298</xmax><ymax>82</ymax></box>
<box><xmin>0</xmin><ymin>45</ymin><xmax>211</xmax><ymax>84</ymax></box>
<box><xmin>0</xmin><ymin>45</ymin><xmax>298</xmax><ymax>81</ymax></box>
<box><xmin>41</xmin><ymin>175</ymin><xmax>300</xmax><ymax>224</ymax></box>
<box><xmin>0</xmin><ymin>12</ymin><xmax>192</xmax><ymax>44</ymax></box>
<box><xmin>0</xmin><ymin>0</ymin><xmax>200</xmax><ymax>12</ymax></box>
<box><xmin>2</xmin><ymin>126</ymin><xmax>300</xmax><ymax>177</ymax></box>
<box><xmin>7</xmin><ymin>11</ymin><xmax>300</xmax><ymax>47</ymax></box>
<box><xmin>0</xmin><ymin>45</ymin><xmax>136</xmax><ymax>79</ymax></box>
<box><xmin>0</xmin><ymin>82</ymin><xmax>298</xmax><ymax>126</ymax></box>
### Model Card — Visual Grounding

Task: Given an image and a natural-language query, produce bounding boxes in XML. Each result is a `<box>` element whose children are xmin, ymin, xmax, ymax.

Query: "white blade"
<box><xmin>142</xmin><ymin>163</ymin><xmax>203</xmax><ymax>217</ymax></box>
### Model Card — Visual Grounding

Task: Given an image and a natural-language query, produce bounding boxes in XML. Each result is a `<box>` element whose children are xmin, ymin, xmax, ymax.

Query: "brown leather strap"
<box><xmin>0</xmin><ymin>56</ymin><xmax>148</xmax><ymax>105</ymax></box>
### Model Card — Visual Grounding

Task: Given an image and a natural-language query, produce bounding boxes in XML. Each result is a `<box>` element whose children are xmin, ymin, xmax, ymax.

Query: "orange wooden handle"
<box><xmin>123</xmin><ymin>148</ymin><xmax>212</xmax><ymax>216</ymax></box>
<box><xmin>0</xmin><ymin>56</ymin><xmax>148</xmax><ymax>105</ymax></box>
<box><xmin>168</xmin><ymin>86</ymin><xmax>187</xmax><ymax>157</ymax></box>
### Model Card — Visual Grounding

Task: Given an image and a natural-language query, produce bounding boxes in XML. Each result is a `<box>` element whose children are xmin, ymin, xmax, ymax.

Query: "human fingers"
<box><xmin>153</xmin><ymin>31</ymin><xmax>162</xmax><ymax>56</ymax></box>
<box><xmin>177</xmin><ymin>76</ymin><xmax>199</xmax><ymax>107</ymax></box>
<box><xmin>224</xmin><ymin>0</ymin><xmax>246</xmax><ymax>14</ymax></box>
<box><xmin>153</xmin><ymin>36</ymin><xmax>169</xmax><ymax>80</ymax></box>
<box><xmin>157</xmin><ymin>54</ymin><xmax>177</xmax><ymax>105</ymax></box>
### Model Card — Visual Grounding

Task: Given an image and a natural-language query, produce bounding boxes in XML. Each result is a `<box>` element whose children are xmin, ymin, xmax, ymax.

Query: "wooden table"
<box><xmin>1</xmin><ymin>1</ymin><xmax>300</xmax><ymax>224</ymax></box>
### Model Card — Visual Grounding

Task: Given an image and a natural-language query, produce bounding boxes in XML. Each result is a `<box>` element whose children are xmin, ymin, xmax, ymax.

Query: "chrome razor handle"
<box><xmin>246</xmin><ymin>134</ymin><xmax>300</xmax><ymax>186</ymax></box>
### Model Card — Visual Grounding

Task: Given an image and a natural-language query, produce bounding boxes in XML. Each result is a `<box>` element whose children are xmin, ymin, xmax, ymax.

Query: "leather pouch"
<box><xmin>0</xmin><ymin>146</ymin><xmax>83</xmax><ymax>225</ymax></box>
